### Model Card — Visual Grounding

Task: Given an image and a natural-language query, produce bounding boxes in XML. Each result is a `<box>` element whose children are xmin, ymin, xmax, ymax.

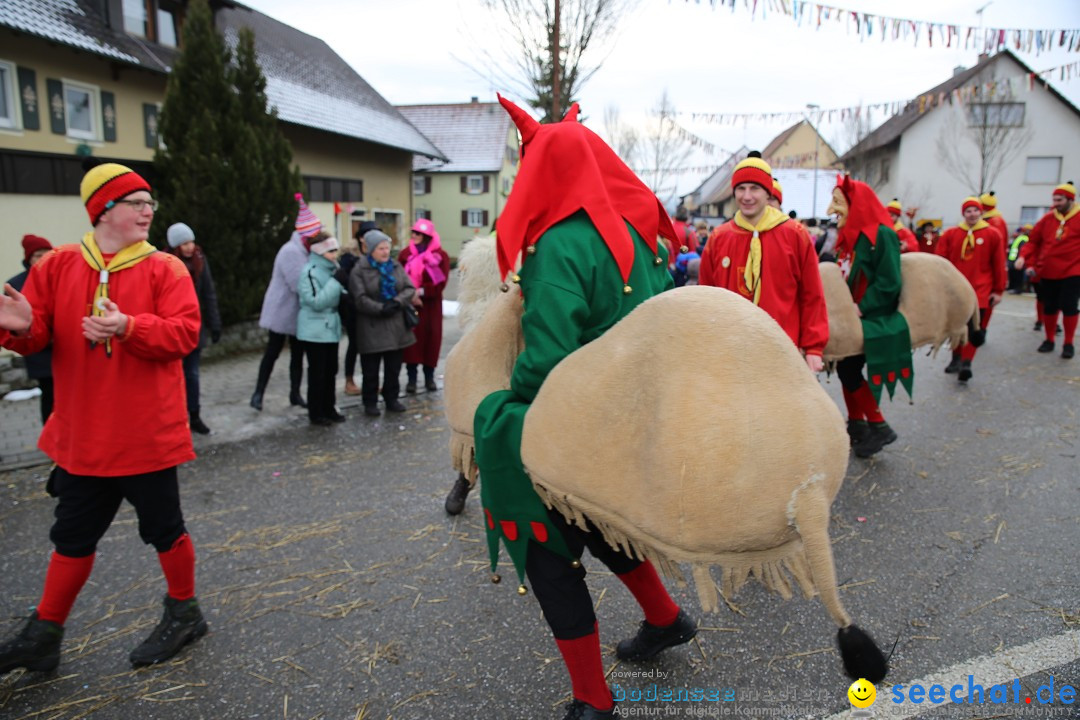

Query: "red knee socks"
<box><xmin>960</xmin><ymin>343</ymin><xmax>977</xmax><ymax>361</ymax></box>
<box><xmin>36</xmin><ymin>552</ymin><xmax>95</xmax><ymax>625</ymax></box>
<box><xmin>853</xmin><ymin>383</ymin><xmax>885</xmax><ymax>424</ymax></box>
<box><xmin>158</xmin><ymin>533</ymin><xmax>196</xmax><ymax>601</ymax></box>
<box><xmin>1045</xmin><ymin>313</ymin><xmax>1060</xmax><ymax>342</ymax></box>
<box><xmin>842</xmin><ymin>387</ymin><xmax>864</xmax><ymax>421</ymax></box>
<box><xmin>555</xmin><ymin>625</ymin><xmax>613</xmax><ymax>711</ymax></box>
<box><xmin>1064</xmin><ymin>315</ymin><xmax>1078</xmax><ymax>346</ymax></box>
<box><xmin>617</xmin><ymin>561</ymin><xmax>679</xmax><ymax>627</ymax></box>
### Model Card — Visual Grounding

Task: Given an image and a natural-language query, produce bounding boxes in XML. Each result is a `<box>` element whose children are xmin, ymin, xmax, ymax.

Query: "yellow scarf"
<box><xmin>981</xmin><ymin>207</ymin><xmax>1002</xmax><ymax>220</ymax></box>
<box><xmin>957</xmin><ymin>220</ymin><xmax>989</xmax><ymax>260</ymax></box>
<box><xmin>733</xmin><ymin>206</ymin><xmax>787</xmax><ymax>306</ymax></box>
<box><xmin>1053</xmin><ymin>204</ymin><xmax>1080</xmax><ymax>239</ymax></box>
<box><xmin>893</xmin><ymin>219</ymin><xmax>905</xmax><ymax>233</ymax></box>
<box><xmin>79</xmin><ymin>231</ymin><xmax>157</xmax><ymax>356</ymax></box>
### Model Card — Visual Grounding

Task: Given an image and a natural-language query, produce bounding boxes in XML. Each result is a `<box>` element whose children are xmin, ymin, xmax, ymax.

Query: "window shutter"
<box><xmin>101</xmin><ymin>91</ymin><xmax>117</xmax><ymax>142</ymax></box>
<box><xmin>425</xmin><ymin>176</ymin><xmax>432</xmax><ymax>193</ymax></box>
<box><xmin>482</xmin><ymin>210</ymin><xmax>489</xmax><ymax>227</ymax></box>
<box><xmin>45</xmin><ymin>78</ymin><xmax>65</xmax><ymax>134</ymax></box>
<box><xmin>483</xmin><ymin>176</ymin><xmax>490</xmax><ymax>193</ymax></box>
<box><xmin>17</xmin><ymin>67</ymin><xmax>39</xmax><ymax>131</ymax></box>
<box><xmin>461</xmin><ymin>210</ymin><xmax>468</xmax><ymax>226</ymax></box>
<box><xmin>143</xmin><ymin>104</ymin><xmax>159</xmax><ymax>148</ymax></box>
<box><xmin>460</xmin><ymin>176</ymin><xmax>467</xmax><ymax>193</ymax></box>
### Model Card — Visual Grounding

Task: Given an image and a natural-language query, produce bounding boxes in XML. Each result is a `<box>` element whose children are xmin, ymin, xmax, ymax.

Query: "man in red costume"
<box><xmin>979</xmin><ymin>191</ymin><xmax>1010</xmax><ymax>256</ymax></box>
<box><xmin>0</xmin><ymin>160</ymin><xmax>206</xmax><ymax>673</ymax></box>
<box><xmin>1017</xmin><ymin>181</ymin><xmax>1080</xmax><ymax>359</ymax></box>
<box><xmin>667</xmin><ymin>205</ymin><xmax>698</xmax><ymax>265</ymax></box>
<box><xmin>700</xmin><ymin>152</ymin><xmax>828</xmax><ymax>372</ymax></box>
<box><xmin>936</xmin><ymin>197</ymin><xmax>1006</xmax><ymax>381</ymax></box>
<box><xmin>473</xmin><ymin>96</ymin><xmax>696</xmax><ymax>720</ymax></box>
<box><xmin>886</xmin><ymin>199</ymin><xmax>919</xmax><ymax>253</ymax></box>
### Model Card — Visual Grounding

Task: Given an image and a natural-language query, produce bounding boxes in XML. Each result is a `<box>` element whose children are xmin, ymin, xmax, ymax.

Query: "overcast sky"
<box><xmin>241</xmin><ymin>0</ymin><xmax>1080</xmax><ymax>198</ymax></box>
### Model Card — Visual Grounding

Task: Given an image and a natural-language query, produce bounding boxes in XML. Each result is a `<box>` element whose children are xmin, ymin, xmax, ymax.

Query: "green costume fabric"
<box><xmin>846</xmin><ymin>226</ymin><xmax>914</xmax><ymax>402</ymax></box>
<box><xmin>474</xmin><ymin>212</ymin><xmax>673</xmax><ymax>582</ymax></box>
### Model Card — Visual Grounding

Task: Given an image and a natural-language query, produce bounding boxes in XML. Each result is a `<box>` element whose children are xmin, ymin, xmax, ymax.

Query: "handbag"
<box><xmin>403</xmin><ymin>303</ymin><xmax>420</xmax><ymax>329</ymax></box>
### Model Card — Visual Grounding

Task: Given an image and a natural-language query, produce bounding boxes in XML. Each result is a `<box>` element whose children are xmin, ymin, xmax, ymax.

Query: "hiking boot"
<box><xmin>444</xmin><ymin>473</ymin><xmax>472</xmax><ymax>515</ymax></box>
<box><xmin>289</xmin><ymin>391</ymin><xmax>307</xmax><ymax>408</ymax></box>
<box><xmin>1063</xmin><ymin>344</ymin><xmax>1075</xmax><ymax>360</ymax></box>
<box><xmin>852</xmin><ymin>422</ymin><xmax>895</xmax><ymax>458</ymax></box>
<box><xmin>249</xmin><ymin>390</ymin><xmax>264</xmax><ymax>411</ymax></box>
<box><xmin>425</xmin><ymin>378</ymin><xmax>438</xmax><ymax>392</ymax></box>
<box><xmin>344</xmin><ymin>378</ymin><xmax>361</xmax><ymax>396</ymax></box>
<box><xmin>615</xmin><ymin>609</ymin><xmax>697</xmax><ymax>661</ymax></box>
<box><xmin>944</xmin><ymin>355</ymin><xmax>961</xmax><ymax>374</ymax></box>
<box><xmin>189</xmin><ymin>416</ymin><xmax>211</xmax><ymax>435</ymax></box>
<box><xmin>0</xmin><ymin>612</ymin><xmax>63</xmax><ymax>674</ymax></box>
<box><xmin>386</xmin><ymin>399</ymin><xmax>407</xmax><ymax>413</ymax></box>
<box><xmin>846</xmin><ymin>419</ymin><xmax>870</xmax><ymax>445</ymax></box>
<box><xmin>405</xmin><ymin>381</ymin><xmax>417</xmax><ymax>394</ymax></box>
<box><xmin>561</xmin><ymin>699</ymin><xmax>617</xmax><ymax>719</ymax></box>
<box><xmin>1038</xmin><ymin>340</ymin><xmax>1055</xmax><ymax>353</ymax></box>
<box><xmin>957</xmin><ymin>360</ymin><xmax>973</xmax><ymax>382</ymax></box>
<box><xmin>364</xmin><ymin>405</ymin><xmax>381</xmax><ymax>417</ymax></box>
<box><xmin>129</xmin><ymin>595</ymin><xmax>208</xmax><ymax>667</ymax></box>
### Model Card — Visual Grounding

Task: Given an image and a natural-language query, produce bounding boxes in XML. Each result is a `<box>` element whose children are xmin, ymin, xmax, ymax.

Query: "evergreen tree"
<box><xmin>153</xmin><ymin>0</ymin><xmax>299</xmax><ymax>325</ymax></box>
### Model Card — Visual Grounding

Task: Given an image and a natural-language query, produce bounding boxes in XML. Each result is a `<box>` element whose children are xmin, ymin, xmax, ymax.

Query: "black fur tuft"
<box><xmin>81</xmin><ymin>156</ymin><xmax>105</xmax><ymax>172</ymax></box>
<box><xmin>747</xmin><ymin>150</ymin><xmax>762</xmax><ymax>159</ymax></box>
<box><xmin>837</xmin><ymin>624</ymin><xmax>888</xmax><ymax>683</ymax></box>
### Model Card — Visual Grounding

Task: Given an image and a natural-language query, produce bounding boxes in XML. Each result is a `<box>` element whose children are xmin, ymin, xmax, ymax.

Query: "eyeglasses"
<box><xmin>111</xmin><ymin>199</ymin><xmax>158</xmax><ymax>213</ymax></box>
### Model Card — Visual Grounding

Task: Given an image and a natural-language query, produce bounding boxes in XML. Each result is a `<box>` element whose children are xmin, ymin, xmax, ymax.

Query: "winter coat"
<box><xmin>348</xmin><ymin>259</ymin><xmax>417</xmax><ymax>354</ymax></box>
<box><xmin>297</xmin><ymin>253</ymin><xmax>344</xmax><ymax>344</ymax></box>
<box><xmin>167</xmin><ymin>244</ymin><xmax>222</xmax><ymax>349</ymax></box>
<box><xmin>259</xmin><ymin>232</ymin><xmax>308</xmax><ymax>335</ymax></box>
<box><xmin>7</xmin><ymin>267</ymin><xmax>52</xmax><ymax>379</ymax></box>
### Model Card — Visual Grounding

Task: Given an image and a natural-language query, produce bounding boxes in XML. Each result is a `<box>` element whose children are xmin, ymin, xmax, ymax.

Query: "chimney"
<box><xmin>977</xmin><ymin>52</ymin><xmax>989</xmax><ymax>63</ymax></box>
<box><xmin>471</xmin><ymin>96</ymin><xmax>479</xmax><ymax>103</ymax></box>
<box><xmin>953</xmin><ymin>65</ymin><xmax>967</xmax><ymax>77</ymax></box>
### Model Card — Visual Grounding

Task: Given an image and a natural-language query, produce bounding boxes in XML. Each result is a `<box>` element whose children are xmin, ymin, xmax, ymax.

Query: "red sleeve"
<box><xmin>0</xmin><ymin>252</ymin><xmax>57</xmax><ymax>356</ymax></box>
<box><xmin>1023</xmin><ymin>214</ymin><xmax>1050</xmax><ymax>269</ymax></box>
<box><xmin>990</xmin><ymin>228</ymin><xmax>1007</xmax><ymax>296</ymax></box>
<box><xmin>698</xmin><ymin>239</ymin><xmax>716</xmax><ymax>287</ymax></box>
<box><xmin>797</xmin><ymin>234</ymin><xmax>829</xmax><ymax>356</ymax></box>
<box><xmin>118</xmin><ymin>254</ymin><xmax>201</xmax><ymax>361</ymax></box>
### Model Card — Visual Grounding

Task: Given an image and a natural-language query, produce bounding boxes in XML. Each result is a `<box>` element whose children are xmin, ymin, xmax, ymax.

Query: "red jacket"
<box><xmin>1024</xmin><ymin>208</ymin><xmax>1080</xmax><ymax>280</ymax></box>
<box><xmin>895</xmin><ymin>225</ymin><xmax>919</xmax><ymax>253</ymax></box>
<box><xmin>936</xmin><ymin>225</ymin><xmax>1006</xmax><ymax>307</ymax></box>
<box><xmin>699</xmin><ymin>219</ymin><xmax>829</xmax><ymax>355</ymax></box>
<box><xmin>669</xmin><ymin>220</ymin><xmax>699</xmax><ymax>260</ymax></box>
<box><xmin>984</xmin><ymin>214</ymin><xmax>1009</xmax><ymax>257</ymax></box>
<box><xmin>0</xmin><ymin>244</ymin><xmax>200</xmax><ymax>476</ymax></box>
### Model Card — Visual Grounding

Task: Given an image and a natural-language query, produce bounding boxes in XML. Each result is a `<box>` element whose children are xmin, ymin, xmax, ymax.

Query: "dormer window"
<box><xmin>123</xmin><ymin>0</ymin><xmax>180</xmax><ymax>47</ymax></box>
<box><xmin>123</xmin><ymin>0</ymin><xmax>149</xmax><ymax>38</ymax></box>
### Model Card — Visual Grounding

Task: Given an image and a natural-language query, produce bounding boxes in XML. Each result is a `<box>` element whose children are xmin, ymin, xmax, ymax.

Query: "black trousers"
<box><xmin>1040</xmin><ymin>276</ymin><xmax>1080</xmax><ymax>317</ymax></box>
<box><xmin>304</xmin><ymin>341</ymin><xmax>339</xmax><ymax>421</ymax></box>
<box><xmin>836</xmin><ymin>354</ymin><xmax>868</xmax><ymax>392</ymax></box>
<box><xmin>525</xmin><ymin>508</ymin><xmax>642</xmax><ymax>640</ymax></box>
<box><xmin>49</xmin><ymin>466</ymin><xmax>186</xmax><ymax>558</ymax></box>
<box><xmin>256</xmin><ymin>331</ymin><xmax>304</xmax><ymax>394</ymax></box>
<box><xmin>37</xmin><ymin>376</ymin><xmax>54</xmax><ymax>425</ymax></box>
<box><xmin>181</xmin><ymin>347</ymin><xmax>201</xmax><ymax>416</ymax></box>
<box><xmin>360</xmin><ymin>349</ymin><xmax>403</xmax><ymax>407</ymax></box>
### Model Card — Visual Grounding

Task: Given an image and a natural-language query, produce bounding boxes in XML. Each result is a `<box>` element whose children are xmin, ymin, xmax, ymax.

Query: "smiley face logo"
<box><xmin>848</xmin><ymin>678</ymin><xmax>876</xmax><ymax>708</ymax></box>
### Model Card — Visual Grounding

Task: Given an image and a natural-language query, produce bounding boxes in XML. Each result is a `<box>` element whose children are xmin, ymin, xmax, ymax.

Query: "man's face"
<box><xmin>735</xmin><ymin>183</ymin><xmax>769</xmax><ymax>220</ymax></box>
<box><xmin>1052</xmin><ymin>193</ymin><xmax>1073</xmax><ymax>214</ymax></box>
<box><xmin>963</xmin><ymin>206</ymin><xmax>982</xmax><ymax>225</ymax></box>
<box><xmin>827</xmin><ymin>187</ymin><xmax>849</xmax><ymax>228</ymax></box>
<box><xmin>99</xmin><ymin>191</ymin><xmax>154</xmax><ymax>244</ymax></box>
<box><xmin>28</xmin><ymin>249</ymin><xmax>49</xmax><ymax>267</ymax></box>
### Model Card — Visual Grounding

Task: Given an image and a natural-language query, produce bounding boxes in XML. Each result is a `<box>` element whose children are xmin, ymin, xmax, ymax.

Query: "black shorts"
<box><xmin>1040</xmin><ymin>275</ymin><xmax>1080</xmax><ymax>316</ymax></box>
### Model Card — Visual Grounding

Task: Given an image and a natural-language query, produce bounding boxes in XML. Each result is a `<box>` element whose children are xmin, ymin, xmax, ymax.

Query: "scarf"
<box><xmin>1053</xmin><ymin>204</ymin><xmax>1080</xmax><ymax>239</ymax></box>
<box><xmin>80</xmin><ymin>231</ymin><xmax>156</xmax><ymax>356</ymax></box>
<box><xmin>733</xmin><ymin>206</ymin><xmax>788</xmax><ymax>306</ymax></box>
<box><xmin>369</xmin><ymin>255</ymin><xmax>397</xmax><ymax>300</ymax></box>
<box><xmin>981</xmin><ymin>207</ymin><xmax>1002</xmax><ymax>220</ymax></box>
<box><xmin>893</xmin><ymin>219</ymin><xmax>906</xmax><ymax>233</ymax></box>
<box><xmin>404</xmin><ymin>234</ymin><xmax>446</xmax><ymax>290</ymax></box>
<box><xmin>957</xmin><ymin>219</ymin><xmax>990</xmax><ymax>260</ymax></box>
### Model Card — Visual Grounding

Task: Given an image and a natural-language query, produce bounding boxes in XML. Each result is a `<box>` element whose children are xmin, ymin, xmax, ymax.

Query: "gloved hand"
<box><xmin>333</xmin><ymin>267</ymin><xmax>349</xmax><ymax>286</ymax></box>
<box><xmin>380</xmin><ymin>300</ymin><xmax>400</xmax><ymax>316</ymax></box>
<box><xmin>211</xmin><ymin>329</ymin><xmax>222</xmax><ymax>344</ymax></box>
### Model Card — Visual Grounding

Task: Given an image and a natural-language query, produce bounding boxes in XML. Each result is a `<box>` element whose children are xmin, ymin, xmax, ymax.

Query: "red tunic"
<box><xmin>1025</xmin><ymin>209</ymin><xmax>1080</xmax><ymax>280</ymax></box>
<box><xmin>936</xmin><ymin>225</ymin><xmax>1006</xmax><ymax>307</ymax></box>
<box><xmin>0</xmin><ymin>244</ymin><xmax>200</xmax><ymax>476</ymax></box>
<box><xmin>667</xmin><ymin>220</ymin><xmax>698</xmax><ymax>263</ymax></box>
<box><xmin>398</xmin><ymin>245</ymin><xmax>450</xmax><ymax>367</ymax></box>
<box><xmin>699</xmin><ymin>219</ymin><xmax>829</xmax><ymax>355</ymax></box>
<box><xmin>895</xmin><ymin>225</ymin><xmax>919</xmax><ymax>253</ymax></box>
<box><xmin>984</xmin><ymin>214</ymin><xmax>1009</xmax><ymax>257</ymax></box>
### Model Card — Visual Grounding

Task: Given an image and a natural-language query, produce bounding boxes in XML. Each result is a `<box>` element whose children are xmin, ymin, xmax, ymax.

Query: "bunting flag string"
<box><xmin>683</xmin><ymin>0</ymin><xmax>1080</xmax><ymax>57</ymax></box>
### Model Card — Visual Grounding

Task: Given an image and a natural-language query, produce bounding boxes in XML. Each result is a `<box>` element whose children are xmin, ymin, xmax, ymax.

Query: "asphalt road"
<box><xmin>0</xmin><ymin>293</ymin><xmax>1077</xmax><ymax>720</ymax></box>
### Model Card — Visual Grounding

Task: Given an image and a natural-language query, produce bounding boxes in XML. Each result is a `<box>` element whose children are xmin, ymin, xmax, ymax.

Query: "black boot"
<box><xmin>944</xmin><ymin>354</ymin><xmax>961</xmax><ymax>374</ymax></box>
<box><xmin>852</xmin><ymin>422</ymin><xmax>895</xmax><ymax>458</ymax></box>
<box><xmin>957</xmin><ymin>360</ymin><xmax>973</xmax><ymax>382</ymax></box>
<box><xmin>846</xmin><ymin>419</ymin><xmax>870</xmax><ymax>445</ymax></box>
<box><xmin>289</xmin><ymin>391</ymin><xmax>307</xmax><ymax>408</ymax></box>
<box><xmin>129</xmin><ymin>595</ymin><xmax>208</xmax><ymax>667</ymax></box>
<box><xmin>249</xmin><ymin>390</ymin><xmax>264</xmax><ymax>411</ymax></box>
<box><xmin>405</xmin><ymin>364</ymin><xmax>418</xmax><ymax>394</ymax></box>
<box><xmin>561</xmin><ymin>699</ymin><xmax>617</xmax><ymax>719</ymax></box>
<box><xmin>1063</xmin><ymin>344</ymin><xmax>1075</xmax><ymax>360</ymax></box>
<box><xmin>615</xmin><ymin>609</ymin><xmax>697</xmax><ymax>661</ymax></box>
<box><xmin>444</xmin><ymin>473</ymin><xmax>472</xmax><ymax>515</ymax></box>
<box><xmin>0</xmin><ymin>612</ymin><xmax>63</xmax><ymax>674</ymax></box>
<box><xmin>424</xmin><ymin>367</ymin><xmax>438</xmax><ymax>392</ymax></box>
<box><xmin>189</xmin><ymin>414</ymin><xmax>211</xmax><ymax>435</ymax></box>
<box><xmin>1038</xmin><ymin>340</ymin><xmax>1055</xmax><ymax>353</ymax></box>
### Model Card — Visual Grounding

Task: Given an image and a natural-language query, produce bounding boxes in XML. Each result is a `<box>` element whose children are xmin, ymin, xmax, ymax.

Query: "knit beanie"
<box><xmin>166</xmin><ymin>222</ymin><xmax>195</xmax><ymax>248</ymax></box>
<box><xmin>309</xmin><ymin>235</ymin><xmax>340</xmax><ymax>256</ymax></box>
<box><xmin>962</xmin><ymin>196</ymin><xmax>982</xmax><ymax>213</ymax></box>
<box><xmin>886</xmin><ymin>198</ymin><xmax>902</xmax><ymax>216</ymax></box>
<box><xmin>365</xmin><ymin>230</ymin><xmax>391</xmax><ymax>254</ymax></box>
<box><xmin>771</xmin><ymin>179</ymin><xmax>783</xmax><ymax>205</ymax></box>
<box><xmin>21</xmin><ymin>234</ymin><xmax>53</xmax><ymax>262</ymax></box>
<box><xmin>979</xmin><ymin>191</ymin><xmax>997</xmax><ymax>210</ymax></box>
<box><xmin>80</xmin><ymin>160</ymin><xmax>152</xmax><ymax>225</ymax></box>
<box><xmin>1053</xmin><ymin>181</ymin><xmax>1076</xmax><ymax>200</ymax></box>
<box><xmin>294</xmin><ymin>193</ymin><xmax>322</xmax><ymax>238</ymax></box>
<box><xmin>731</xmin><ymin>151</ymin><xmax>772</xmax><ymax>192</ymax></box>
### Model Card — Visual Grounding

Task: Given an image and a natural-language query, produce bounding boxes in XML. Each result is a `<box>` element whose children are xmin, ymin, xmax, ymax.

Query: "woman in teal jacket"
<box><xmin>297</xmin><ymin>231</ymin><xmax>346</xmax><ymax>425</ymax></box>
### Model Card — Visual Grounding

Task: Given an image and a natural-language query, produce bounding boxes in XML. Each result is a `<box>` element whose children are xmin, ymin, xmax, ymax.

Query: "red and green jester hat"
<box><xmin>473</xmin><ymin>94</ymin><xmax>677</xmax><ymax>588</ymax></box>
<box><xmin>830</xmin><ymin>175</ymin><xmax>914</xmax><ymax>402</ymax></box>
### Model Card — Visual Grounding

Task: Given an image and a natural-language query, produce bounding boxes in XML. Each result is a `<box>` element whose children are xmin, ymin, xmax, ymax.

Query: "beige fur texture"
<box><xmin>455</xmin><ymin>235</ymin><xmax>506</xmax><ymax>333</ymax></box>
<box><xmin>820</xmin><ymin>253</ymin><xmax>979</xmax><ymax>363</ymax></box>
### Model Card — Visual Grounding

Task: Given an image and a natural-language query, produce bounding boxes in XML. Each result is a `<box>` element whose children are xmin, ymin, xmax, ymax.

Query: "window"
<box><xmin>64</xmin><ymin>81</ymin><xmax>99</xmax><ymax>140</ymax></box>
<box><xmin>967</xmin><ymin>102</ymin><xmax>1025</xmax><ymax>128</ymax></box>
<box><xmin>0</xmin><ymin>61</ymin><xmax>19</xmax><ymax>130</ymax></box>
<box><xmin>1019</xmin><ymin>206</ymin><xmax>1050</xmax><ymax>226</ymax></box>
<box><xmin>1025</xmin><ymin>157</ymin><xmax>1062</xmax><ymax>185</ymax></box>
<box><xmin>465</xmin><ymin>209</ymin><xmax>487</xmax><ymax>227</ymax></box>
<box><xmin>414</xmin><ymin>209</ymin><xmax>431</xmax><ymax>222</ymax></box>
<box><xmin>506</xmin><ymin>146</ymin><xmax>519</xmax><ymax>166</ymax></box>
<box><xmin>413</xmin><ymin>177</ymin><xmax>425</xmax><ymax>195</ymax></box>
<box><xmin>502</xmin><ymin>177</ymin><xmax>510</xmax><ymax>194</ymax></box>
<box><xmin>156</xmin><ymin>7</ymin><xmax>178</xmax><ymax>47</ymax></box>
<box><xmin>466</xmin><ymin>175</ymin><xmax>484</xmax><ymax>194</ymax></box>
<box><xmin>123</xmin><ymin>0</ymin><xmax>149</xmax><ymax>37</ymax></box>
<box><xmin>303</xmin><ymin>175</ymin><xmax>363</xmax><ymax>203</ymax></box>
<box><xmin>879</xmin><ymin>158</ymin><xmax>890</xmax><ymax>184</ymax></box>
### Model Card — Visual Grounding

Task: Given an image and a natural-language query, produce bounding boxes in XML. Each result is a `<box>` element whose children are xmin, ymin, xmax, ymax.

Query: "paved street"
<box><xmin>1</xmin><ymin>292</ymin><xmax>1078</xmax><ymax>720</ymax></box>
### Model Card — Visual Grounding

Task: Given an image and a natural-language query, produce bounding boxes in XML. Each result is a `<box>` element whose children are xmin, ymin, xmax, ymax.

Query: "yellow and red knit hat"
<box><xmin>962</xmin><ymin>196</ymin><xmax>982</xmax><ymax>213</ymax></box>
<box><xmin>80</xmin><ymin>160</ymin><xmax>151</xmax><ymax>225</ymax></box>
<box><xmin>771</xmin><ymin>179</ymin><xmax>783</xmax><ymax>205</ymax></box>
<box><xmin>979</xmin><ymin>191</ymin><xmax>997</xmax><ymax>210</ymax></box>
<box><xmin>886</xmin><ymin>198</ymin><xmax>902</xmax><ymax>217</ymax></box>
<box><xmin>732</xmin><ymin>151</ymin><xmax>772</xmax><ymax>192</ymax></box>
<box><xmin>1053</xmin><ymin>181</ymin><xmax>1076</xmax><ymax>200</ymax></box>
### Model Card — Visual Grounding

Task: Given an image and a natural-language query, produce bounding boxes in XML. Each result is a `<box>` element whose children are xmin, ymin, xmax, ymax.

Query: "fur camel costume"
<box><xmin>444</xmin><ymin>239</ymin><xmax>887</xmax><ymax>681</ymax></box>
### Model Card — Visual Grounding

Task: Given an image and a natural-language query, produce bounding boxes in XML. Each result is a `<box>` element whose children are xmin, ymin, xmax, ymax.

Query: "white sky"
<box><xmin>241</xmin><ymin>0</ymin><xmax>1080</xmax><ymax>198</ymax></box>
